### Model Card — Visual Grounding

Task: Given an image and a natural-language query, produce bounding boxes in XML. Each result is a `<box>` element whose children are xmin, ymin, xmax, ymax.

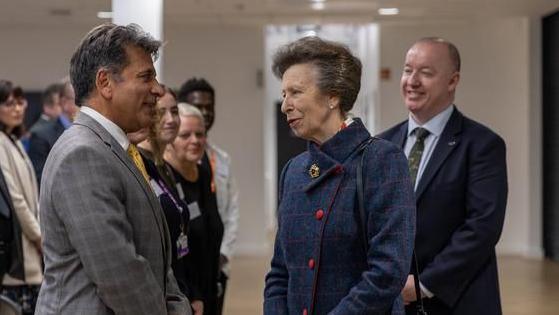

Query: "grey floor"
<box><xmin>223</xmin><ymin>255</ymin><xmax>559</xmax><ymax>315</ymax></box>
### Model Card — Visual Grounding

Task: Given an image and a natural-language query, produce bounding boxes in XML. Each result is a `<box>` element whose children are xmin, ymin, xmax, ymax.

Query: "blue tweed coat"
<box><xmin>264</xmin><ymin>119</ymin><xmax>416</xmax><ymax>315</ymax></box>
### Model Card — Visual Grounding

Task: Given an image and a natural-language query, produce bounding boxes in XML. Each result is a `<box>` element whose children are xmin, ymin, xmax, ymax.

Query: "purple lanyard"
<box><xmin>153</xmin><ymin>178</ymin><xmax>184</xmax><ymax>214</ymax></box>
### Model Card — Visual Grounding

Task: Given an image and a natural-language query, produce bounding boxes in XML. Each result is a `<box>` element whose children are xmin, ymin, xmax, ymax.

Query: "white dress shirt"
<box><xmin>80</xmin><ymin>106</ymin><xmax>130</xmax><ymax>150</ymax></box>
<box><xmin>404</xmin><ymin>105</ymin><xmax>455</xmax><ymax>190</ymax></box>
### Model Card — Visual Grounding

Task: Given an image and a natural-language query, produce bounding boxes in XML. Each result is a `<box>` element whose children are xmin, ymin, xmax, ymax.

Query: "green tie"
<box><xmin>408</xmin><ymin>127</ymin><xmax>430</xmax><ymax>188</ymax></box>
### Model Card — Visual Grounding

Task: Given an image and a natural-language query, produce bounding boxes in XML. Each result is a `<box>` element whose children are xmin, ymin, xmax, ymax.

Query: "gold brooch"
<box><xmin>309</xmin><ymin>163</ymin><xmax>320</xmax><ymax>178</ymax></box>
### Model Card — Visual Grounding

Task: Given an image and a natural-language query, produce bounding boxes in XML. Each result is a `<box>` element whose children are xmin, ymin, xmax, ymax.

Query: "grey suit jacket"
<box><xmin>36</xmin><ymin>111</ymin><xmax>191</xmax><ymax>315</ymax></box>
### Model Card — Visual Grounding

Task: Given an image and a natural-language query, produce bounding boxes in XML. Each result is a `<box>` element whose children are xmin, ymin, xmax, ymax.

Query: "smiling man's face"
<box><xmin>401</xmin><ymin>41</ymin><xmax>459</xmax><ymax>124</ymax></box>
<box><xmin>109</xmin><ymin>44</ymin><xmax>164</xmax><ymax>133</ymax></box>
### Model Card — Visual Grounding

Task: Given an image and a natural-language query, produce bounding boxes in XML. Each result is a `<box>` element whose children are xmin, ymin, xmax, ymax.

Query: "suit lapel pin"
<box><xmin>309</xmin><ymin>163</ymin><xmax>320</xmax><ymax>178</ymax></box>
<box><xmin>448</xmin><ymin>140</ymin><xmax>456</xmax><ymax>146</ymax></box>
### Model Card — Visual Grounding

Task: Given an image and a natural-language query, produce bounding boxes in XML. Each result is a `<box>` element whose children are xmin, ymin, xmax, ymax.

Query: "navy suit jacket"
<box><xmin>28</xmin><ymin>118</ymin><xmax>65</xmax><ymax>186</ymax></box>
<box><xmin>378</xmin><ymin>108</ymin><xmax>508</xmax><ymax>315</ymax></box>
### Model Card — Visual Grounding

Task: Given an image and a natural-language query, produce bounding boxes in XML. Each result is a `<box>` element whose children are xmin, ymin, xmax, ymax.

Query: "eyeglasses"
<box><xmin>0</xmin><ymin>99</ymin><xmax>20</xmax><ymax>109</ymax></box>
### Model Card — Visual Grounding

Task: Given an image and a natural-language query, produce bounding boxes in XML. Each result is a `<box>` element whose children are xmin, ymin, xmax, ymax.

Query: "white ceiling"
<box><xmin>1</xmin><ymin>0</ymin><xmax>558</xmax><ymax>28</ymax></box>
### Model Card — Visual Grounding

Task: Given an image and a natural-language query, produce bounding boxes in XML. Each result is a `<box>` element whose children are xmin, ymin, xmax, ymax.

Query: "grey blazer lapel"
<box><xmin>415</xmin><ymin>109</ymin><xmax>463</xmax><ymax>200</ymax></box>
<box><xmin>74</xmin><ymin>112</ymin><xmax>166</xmax><ymax>238</ymax></box>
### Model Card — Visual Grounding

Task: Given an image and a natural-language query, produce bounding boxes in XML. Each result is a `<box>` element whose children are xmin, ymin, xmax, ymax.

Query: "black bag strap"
<box><xmin>356</xmin><ymin>137</ymin><xmax>427</xmax><ymax>315</ymax></box>
<box><xmin>356</xmin><ymin>137</ymin><xmax>374</xmax><ymax>255</ymax></box>
<box><xmin>412</xmin><ymin>252</ymin><xmax>428</xmax><ymax>314</ymax></box>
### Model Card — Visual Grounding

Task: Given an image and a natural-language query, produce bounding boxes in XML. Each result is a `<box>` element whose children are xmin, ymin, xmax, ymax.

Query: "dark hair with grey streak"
<box><xmin>415</xmin><ymin>37</ymin><xmax>461</xmax><ymax>72</ymax></box>
<box><xmin>69</xmin><ymin>23</ymin><xmax>162</xmax><ymax>106</ymax></box>
<box><xmin>272</xmin><ymin>36</ymin><xmax>362</xmax><ymax>113</ymax></box>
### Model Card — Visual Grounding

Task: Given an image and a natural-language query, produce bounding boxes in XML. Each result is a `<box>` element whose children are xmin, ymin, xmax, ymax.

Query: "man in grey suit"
<box><xmin>35</xmin><ymin>23</ymin><xmax>191</xmax><ymax>315</ymax></box>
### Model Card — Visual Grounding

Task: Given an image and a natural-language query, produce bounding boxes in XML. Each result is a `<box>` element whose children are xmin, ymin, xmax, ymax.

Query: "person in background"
<box><xmin>35</xmin><ymin>23</ymin><xmax>190</xmax><ymax>315</ymax></box>
<box><xmin>59</xmin><ymin>78</ymin><xmax>79</xmax><ymax>122</ymax></box>
<box><xmin>178</xmin><ymin>78</ymin><xmax>239</xmax><ymax>313</ymax></box>
<box><xmin>28</xmin><ymin>79</ymin><xmax>78</xmax><ymax>186</ymax></box>
<box><xmin>28</xmin><ymin>83</ymin><xmax>63</xmax><ymax>132</ymax></box>
<box><xmin>0</xmin><ymin>80</ymin><xmax>42</xmax><ymax>315</ymax></box>
<box><xmin>135</xmin><ymin>86</ymin><xmax>193</xmax><ymax>298</ymax></box>
<box><xmin>378</xmin><ymin>37</ymin><xmax>508</xmax><ymax>315</ymax></box>
<box><xmin>263</xmin><ymin>37</ymin><xmax>415</xmax><ymax>315</ymax></box>
<box><xmin>165</xmin><ymin>103</ymin><xmax>224</xmax><ymax>315</ymax></box>
<box><xmin>138</xmin><ymin>85</ymin><xmax>181</xmax><ymax>189</ymax></box>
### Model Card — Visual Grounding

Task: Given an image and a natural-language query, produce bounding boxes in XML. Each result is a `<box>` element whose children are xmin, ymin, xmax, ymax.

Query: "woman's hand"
<box><xmin>402</xmin><ymin>275</ymin><xmax>425</xmax><ymax>305</ymax></box>
<box><xmin>191</xmin><ymin>300</ymin><xmax>204</xmax><ymax>315</ymax></box>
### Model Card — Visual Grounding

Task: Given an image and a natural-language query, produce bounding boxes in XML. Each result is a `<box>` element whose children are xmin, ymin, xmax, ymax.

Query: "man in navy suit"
<box><xmin>378</xmin><ymin>37</ymin><xmax>508</xmax><ymax>315</ymax></box>
<box><xmin>28</xmin><ymin>80</ymin><xmax>78</xmax><ymax>186</ymax></box>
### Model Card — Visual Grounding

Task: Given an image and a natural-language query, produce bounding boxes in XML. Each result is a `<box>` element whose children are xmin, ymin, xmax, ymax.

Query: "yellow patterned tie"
<box><xmin>127</xmin><ymin>143</ymin><xmax>150</xmax><ymax>184</ymax></box>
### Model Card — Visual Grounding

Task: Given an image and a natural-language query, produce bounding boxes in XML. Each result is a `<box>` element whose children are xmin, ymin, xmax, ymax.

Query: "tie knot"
<box><xmin>127</xmin><ymin>143</ymin><xmax>138</xmax><ymax>156</ymax></box>
<box><xmin>126</xmin><ymin>143</ymin><xmax>151</xmax><ymax>185</ymax></box>
<box><xmin>414</xmin><ymin>127</ymin><xmax>430</xmax><ymax>142</ymax></box>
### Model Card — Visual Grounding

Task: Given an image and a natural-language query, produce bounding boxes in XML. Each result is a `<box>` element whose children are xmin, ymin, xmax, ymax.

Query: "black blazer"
<box><xmin>378</xmin><ymin>108</ymin><xmax>508</xmax><ymax>315</ymax></box>
<box><xmin>0</xmin><ymin>167</ymin><xmax>24</xmax><ymax>282</ymax></box>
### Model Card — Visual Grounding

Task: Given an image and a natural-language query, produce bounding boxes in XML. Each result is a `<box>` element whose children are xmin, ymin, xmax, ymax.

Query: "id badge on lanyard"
<box><xmin>176</xmin><ymin>231</ymin><xmax>189</xmax><ymax>258</ymax></box>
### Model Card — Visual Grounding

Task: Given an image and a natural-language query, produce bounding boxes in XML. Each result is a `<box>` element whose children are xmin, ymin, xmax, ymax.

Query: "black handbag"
<box><xmin>356</xmin><ymin>137</ymin><xmax>427</xmax><ymax>315</ymax></box>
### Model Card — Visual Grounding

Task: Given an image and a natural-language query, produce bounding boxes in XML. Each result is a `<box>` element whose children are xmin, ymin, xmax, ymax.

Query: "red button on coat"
<box><xmin>315</xmin><ymin>209</ymin><xmax>324</xmax><ymax>220</ymax></box>
<box><xmin>303</xmin><ymin>309</ymin><xmax>308</xmax><ymax>315</ymax></box>
<box><xmin>308</xmin><ymin>258</ymin><xmax>315</xmax><ymax>269</ymax></box>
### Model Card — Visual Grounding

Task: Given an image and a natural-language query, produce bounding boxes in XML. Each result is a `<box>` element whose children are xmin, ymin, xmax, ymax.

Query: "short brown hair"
<box><xmin>272</xmin><ymin>37</ymin><xmax>362</xmax><ymax>113</ymax></box>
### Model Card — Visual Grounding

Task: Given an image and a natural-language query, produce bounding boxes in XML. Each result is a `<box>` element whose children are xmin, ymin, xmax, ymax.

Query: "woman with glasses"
<box><xmin>164</xmin><ymin>103</ymin><xmax>224</xmax><ymax>315</ymax></box>
<box><xmin>0</xmin><ymin>80</ymin><xmax>42</xmax><ymax>315</ymax></box>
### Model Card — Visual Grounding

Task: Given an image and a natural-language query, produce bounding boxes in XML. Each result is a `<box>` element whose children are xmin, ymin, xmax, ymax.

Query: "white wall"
<box><xmin>379</xmin><ymin>17</ymin><xmax>543</xmax><ymax>258</ymax></box>
<box><xmin>164</xmin><ymin>24</ymin><xmax>268</xmax><ymax>255</ymax></box>
<box><xmin>0</xmin><ymin>26</ymin><xmax>90</xmax><ymax>89</ymax></box>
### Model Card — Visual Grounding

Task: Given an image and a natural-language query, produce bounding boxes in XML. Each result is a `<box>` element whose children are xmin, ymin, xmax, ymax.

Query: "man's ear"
<box><xmin>96</xmin><ymin>68</ymin><xmax>113</xmax><ymax>99</ymax></box>
<box><xmin>448</xmin><ymin>71</ymin><xmax>460</xmax><ymax>93</ymax></box>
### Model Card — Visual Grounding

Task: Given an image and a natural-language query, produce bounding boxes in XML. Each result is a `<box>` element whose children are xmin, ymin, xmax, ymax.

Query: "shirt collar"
<box><xmin>80</xmin><ymin>106</ymin><xmax>129</xmax><ymax>150</ymax></box>
<box><xmin>407</xmin><ymin>104</ymin><xmax>454</xmax><ymax>137</ymax></box>
<box><xmin>58</xmin><ymin>114</ymin><xmax>72</xmax><ymax>129</ymax></box>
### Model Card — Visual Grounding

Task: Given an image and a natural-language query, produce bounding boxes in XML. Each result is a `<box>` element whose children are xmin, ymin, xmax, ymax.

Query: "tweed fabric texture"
<box><xmin>264</xmin><ymin>118</ymin><xmax>416</xmax><ymax>315</ymax></box>
<box><xmin>36</xmin><ymin>112</ymin><xmax>190</xmax><ymax>315</ymax></box>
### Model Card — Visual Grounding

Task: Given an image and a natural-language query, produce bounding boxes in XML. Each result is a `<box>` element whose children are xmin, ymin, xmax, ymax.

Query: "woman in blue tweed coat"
<box><xmin>264</xmin><ymin>37</ymin><xmax>416</xmax><ymax>315</ymax></box>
